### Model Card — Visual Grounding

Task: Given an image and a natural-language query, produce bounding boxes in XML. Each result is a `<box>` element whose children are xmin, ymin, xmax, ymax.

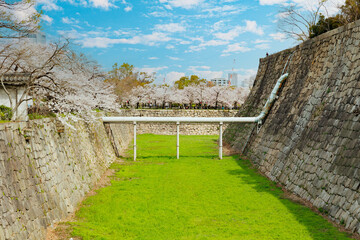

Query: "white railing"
<box><xmin>103</xmin><ymin>73</ymin><xmax>289</xmax><ymax>161</ymax></box>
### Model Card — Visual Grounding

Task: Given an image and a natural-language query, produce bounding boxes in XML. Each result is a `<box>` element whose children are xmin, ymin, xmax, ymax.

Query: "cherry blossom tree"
<box><xmin>125</xmin><ymin>83</ymin><xmax>250</xmax><ymax>110</ymax></box>
<box><xmin>0</xmin><ymin>40</ymin><xmax>118</xmax><ymax>120</ymax></box>
<box><xmin>169</xmin><ymin>88</ymin><xmax>186</xmax><ymax>108</ymax></box>
<box><xmin>205</xmin><ymin>85</ymin><xmax>226</xmax><ymax>109</ymax></box>
<box><xmin>152</xmin><ymin>85</ymin><xmax>172</xmax><ymax>109</ymax></box>
<box><xmin>128</xmin><ymin>85</ymin><xmax>153</xmax><ymax>108</ymax></box>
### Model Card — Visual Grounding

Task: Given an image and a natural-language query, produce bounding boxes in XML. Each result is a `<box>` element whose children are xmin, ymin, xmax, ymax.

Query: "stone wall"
<box><xmin>224</xmin><ymin>19</ymin><xmax>360</xmax><ymax>233</ymax></box>
<box><xmin>0</xmin><ymin>118</ymin><xmax>132</xmax><ymax>239</ymax></box>
<box><xmin>117</xmin><ymin>109</ymin><xmax>237</xmax><ymax>135</ymax></box>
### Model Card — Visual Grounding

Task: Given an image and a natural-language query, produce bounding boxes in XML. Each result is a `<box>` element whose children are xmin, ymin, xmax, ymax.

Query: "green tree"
<box><xmin>340</xmin><ymin>0</ymin><xmax>360</xmax><ymax>23</ymax></box>
<box><xmin>174</xmin><ymin>75</ymin><xmax>207</xmax><ymax>89</ymax></box>
<box><xmin>106</xmin><ymin>62</ymin><xmax>154</xmax><ymax>103</ymax></box>
<box><xmin>109</xmin><ymin>62</ymin><xmax>134</xmax><ymax>79</ymax></box>
<box><xmin>309</xmin><ymin>14</ymin><xmax>343</xmax><ymax>38</ymax></box>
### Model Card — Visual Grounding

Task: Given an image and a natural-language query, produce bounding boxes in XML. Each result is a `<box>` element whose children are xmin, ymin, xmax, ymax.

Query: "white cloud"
<box><xmin>154</xmin><ymin>23</ymin><xmax>186</xmax><ymax>33</ymax></box>
<box><xmin>76</xmin><ymin>31</ymin><xmax>172</xmax><ymax>48</ymax></box>
<box><xmin>58</xmin><ymin>29</ymin><xmax>87</xmax><ymax>39</ymax></box>
<box><xmin>128</xmin><ymin>48</ymin><xmax>145</xmax><ymax>52</ymax></box>
<box><xmin>113</xmin><ymin>29</ymin><xmax>138</xmax><ymax>36</ymax></box>
<box><xmin>222</xmin><ymin>42</ymin><xmax>251</xmax><ymax>56</ymax></box>
<box><xmin>159</xmin><ymin>0</ymin><xmax>204</xmax><ymax>9</ymax></box>
<box><xmin>188</xmin><ymin>39</ymin><xmax>229</xmax><ymax>52</ymax></box>
<box><xmin>187</xmin><ymin>66</ymin><xmax>223</xmax><ymax>80</ymax></box>
<box><xmin>149</xmin><ymin>57</ymin><xmax>159</xmax><ymax>60</ymax></box>
<box><xmin>188</xmin><ymin>66</ymin><xmax>211</xmax><ymax>71</ymax></box>
<box><xmin>214</xmin><ymin>27</ymin><xmax>241</xmax><ymax>41</ymax></box>
<box><xmin>194</xmin><ymin>70</ymin><xmax>223</xmax><ymax>80</ymax></box>
<box><xmin>79</xmin><ymin>37</ymin><xmax>120</xmax><ymax>48</ymax></box>
<box><xmin>202</xmin><ymin>40</ymin><xmax>229</xmax><ymax>47</ymax></box>
<box><xmin>253</xmin><ymin>39</ymin><xmax>270</xmax><ymax>44</ymax></box>
<box><xmin>37</xmin><ymin>0</ymin><xmax>62</xmax><ymax>11</ymax></box>
<box><xmin>142</xmin><ymin>32</ymin><xmax>172</xmax><ymax>44</ymax></box>
<box><xmin>166</xmin><ymin>44</ymin><xmax>175</xmax><ymax>49</ymax></box>
<box><xmin>214</xmin><ymin>20</ymin><xmax>264</xmax><ymax>41</ymax></box>
<box><xmin>168</xmin><ymin>56</ymin><xmax>181</xmax><ymax>60</ymax></box>
<box><xmin>202</xmin><ymin>4</ymin><xmax>247</xmax><ymax>16</ymax></box>
<box><xmin>148</xmin><ymin>11</ymin><xmax>173</xmax><ymax>17</ymax></box>
<box><xmin>255</xmin><ymin>43</ymin><xmax>270</xmax><ymax>49</ymax></box>
<box><xmin>41</xmin><ymin>15</ymin><xmax>53</xmax><ymax>24</ymax></box>
<box><xmin>89</xmin><ymin>0</ymin><xmax>116</xmax><ymax>9</ymax></box>
<box><xmin>83</xmin><ymin>32</ymin><xmax>171</xmax><ymax>48</ymax></box>
<box><xmin>259</xmin><ymin>0</ymin><xmax>287</xmax><ymax>5</ymax></box>
<box><xmin>269</xmin><ymin>32</ymin><xmax>286</xmax><ymax>41</ymax></box>
<box><xmin>62</xmin><ymin>0</ymin><xmax>117</xmax><ymax>10</ymax></box>
<box><xmin>139</xmin><ymin>66</ymin><xmax>168</xmax><ymax>74</ymax></box>
<box><xmin>190</xmin><ymin>36</ymin><xmax>204</xmax><ymax>42</ymax></box>
<box><xmin>212</xmin><ymin>20</ymin><xmax>226</xmax><ymax>32</ymax></box>
<box><xmin>203</xmin><ymin>5</ymin><xmax>237</xmax><ymax>13</ymax></box>
<box><xmin>124</xmin><ymin>5</ymin><xmax>132</xmax><ymax>11</ymax></box>
<box><xmin>62</xmin><ymin>17</ymin><xmax>79</xmax><ymax>24</ymax></box>
<box><xmin>165</xmin><ymin>71</ymin><xmax>185</xmax><ymax>83</ymax></box>
<box><xmin>179</xmin><ymin>40</ymin><xmax>191</xmax><ymax>44</ymax></box>
<box><xmin>244</xmin><ymin>20</ymin><xmax>264</xmax><ymax>35</ymax></box>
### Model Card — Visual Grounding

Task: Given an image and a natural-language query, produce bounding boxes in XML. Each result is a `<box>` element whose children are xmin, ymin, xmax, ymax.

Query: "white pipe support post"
<box><xmin>176</xmin><ymin>121</ymin><xmax>180</xmax><ymax>159</ymax></box>
<box><xmin>133</xmin><ymin>121</ymin><xmax>137</xmax><ymax>161</ymax></box>
<box><xmin>219</xmin><ymin>122</ymin><xmax>223</xmax><ymax>160</ymax></box>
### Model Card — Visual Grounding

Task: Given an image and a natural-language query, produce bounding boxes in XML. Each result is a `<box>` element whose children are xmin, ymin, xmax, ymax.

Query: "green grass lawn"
<box><xmin>69</xmin><ymin>134</ymin><xmax>353</xmax><ymax>240</ymax></box>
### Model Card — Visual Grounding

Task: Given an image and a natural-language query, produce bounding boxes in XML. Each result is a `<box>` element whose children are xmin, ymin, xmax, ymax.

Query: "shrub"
<box><xmin>28</xmin><ymin>105</ymin><xmax>56</xmax><ymax>120</ymax></box>
<box><xmin>28</xmin><ymin>112</ymin><xmax>56</xmax><ymax>120</ymax></box>
<box><xmin>0</xmin><ymin>105</ymin><xmax>13</xmax><ymax>120</ymax></box>
<box><xmin>309</xmin><ymin>14</ymin><xmax>343</xmax><ymax>38</ymax></box>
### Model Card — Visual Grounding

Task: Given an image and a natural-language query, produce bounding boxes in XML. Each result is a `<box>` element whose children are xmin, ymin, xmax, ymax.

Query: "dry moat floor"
<box><xmin>55</xmin><ymin>134</ymin><xmax>354</xmax><ymax>240</ymax></box>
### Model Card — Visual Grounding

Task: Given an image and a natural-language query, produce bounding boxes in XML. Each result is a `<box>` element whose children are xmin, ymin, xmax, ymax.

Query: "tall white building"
<box><xmin>228</xmin><ymin>73</ymin><xmax>238</xmax><ymax>86</ymax></box>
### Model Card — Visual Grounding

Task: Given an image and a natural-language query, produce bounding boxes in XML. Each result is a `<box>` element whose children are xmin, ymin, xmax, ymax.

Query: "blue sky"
<box><xmin>36</xmin><ymin>0</ymin><xmax>342</xmax><ymax>85</ymax></box>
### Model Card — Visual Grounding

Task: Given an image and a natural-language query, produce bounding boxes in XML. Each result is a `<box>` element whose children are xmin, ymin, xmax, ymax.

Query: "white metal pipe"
<box><xmin>176</xmin><ymin>121</ymin><xmax>179</xmax><ymax>159</ymax></box>
<box><xmin>103</xmin><ymin>116</ymin><xmax>258</xmax><ymax>123</ymax></box>
<box><xmin>102</xmin><ymin>73</ymin><xmax>288</xmax><ymax>125</ymax></box>
<box><xmin>133</xmin><ymin>121</ymin><xmax>137</xmax><ymax>161</ymax></box>
<box><xmin>219</xmin><ymin>122</ymin><xmax>223</xmax><ymax>160</ymax></box>
<box><xmin>102</xmin><ymin>73</ymin><xmax>289</xmax><ymax>161</ymax></box>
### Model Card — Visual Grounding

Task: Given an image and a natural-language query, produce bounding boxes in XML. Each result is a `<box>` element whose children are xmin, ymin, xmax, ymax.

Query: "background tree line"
<box><xmin>105</xmin><ymin>62</ymin><xmax>251</xmax><ymax>110</ymax></box>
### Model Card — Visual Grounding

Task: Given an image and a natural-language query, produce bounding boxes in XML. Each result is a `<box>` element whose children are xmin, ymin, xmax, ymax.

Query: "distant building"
<box><xmin>26</xmin><ymin>32</ymin><xmax>46</xmax><ymax>44</ymax></box>
<box><xmin>228</xmin><ymin>73</ymin><xmax>238</xmax><ymax>86</ymax></box>
<box><xmin>211</xmin><ymin>78</ymin><xmax>228</xmax><ymax>86</ymax></box>
<box><xmin>0</xmin><ymin>73</ymin><xmax>31</xmax><ymax>121</ymax></box>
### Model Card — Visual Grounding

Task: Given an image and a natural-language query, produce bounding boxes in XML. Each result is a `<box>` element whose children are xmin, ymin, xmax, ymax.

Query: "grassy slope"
<box><xmin>70</xmin><ymin>134</ymin><xmax>352</xmax><ymax>240</ymax></box>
